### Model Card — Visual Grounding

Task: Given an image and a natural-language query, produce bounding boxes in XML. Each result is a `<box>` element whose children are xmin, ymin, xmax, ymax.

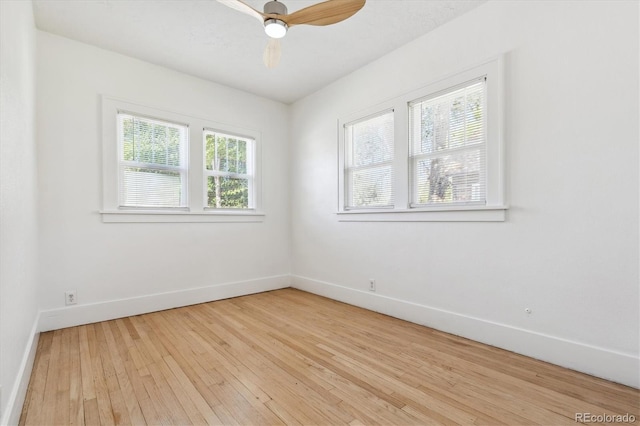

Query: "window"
<box><xmin>117</xmin><ymin>113</ymin><xmax>188</xmax><ymax>208</ymax></box>
<box><xmin>102</xmin><ymin>98</ymin><xmax>263</xmax><ymax>223</ymax></box>
<box><xmin>344</xmin><ymin>111</ymin><xmax>394</xmax><ymax>209</ymax></box>
<box><xmin>204</xmin><ymin>130</ymin><xmax>255</xmax><ymax>209</ymax></box>
<box><xmin>409</xmin><ymin>79</ymin><xmax>486</xmax><ymax>207</ymax></box>
<box><xmin>338</xmin><ymin>57</ymin><xmax>506</xmax><ymax>222</ymax></box>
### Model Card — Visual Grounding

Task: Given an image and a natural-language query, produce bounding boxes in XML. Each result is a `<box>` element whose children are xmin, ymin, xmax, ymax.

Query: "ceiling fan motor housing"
<box><xmin>264</xmin><ymin>0</ymin><xmax>287</xmax><ymax>15</ymax></box>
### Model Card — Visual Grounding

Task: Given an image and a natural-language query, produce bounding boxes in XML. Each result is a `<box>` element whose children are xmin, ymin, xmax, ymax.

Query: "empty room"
<box><xmin>1</xmin><ymin>0</ymin><xmax>638</xmax><ymax>424</ymax></box>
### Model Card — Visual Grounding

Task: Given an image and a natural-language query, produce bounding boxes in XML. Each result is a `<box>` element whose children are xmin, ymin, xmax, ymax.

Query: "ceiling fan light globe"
<box><xmin>264</xmin><ymin>19</ymin><xmax>287</xmax><ymax>38</ymax></box>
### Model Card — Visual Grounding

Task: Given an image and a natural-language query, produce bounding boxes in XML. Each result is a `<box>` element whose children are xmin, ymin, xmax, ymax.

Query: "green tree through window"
<box><xmin>410</xmin><ymin>80</ymin><xmax>485</xmax><ymax>205</ymax></box>
<box><xmin>118</xmin><ymin>114</ymin><xmax>186</xmax><ymax>208</ymax></box>
<box><xmin>205</xmin><ymin>132</ymin><xmax>253</xmax><ymax>209</ymax></box>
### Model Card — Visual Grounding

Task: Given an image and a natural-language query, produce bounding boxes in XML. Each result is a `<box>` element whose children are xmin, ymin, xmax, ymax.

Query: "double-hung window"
<box><xmin>117</xmin><ymin>113</ymin><xmax>188</xmax><ymax>208</ymax></box>
<box><xmin>102</xmin><ymin>97</ymin><xmax>262</xmax><ymax>222</ymax></box>
<box><xmin>338</xmin><ymin>57</ymin><xmax>506</xmax><ymax>221</ymax></box>
<box><xmin>344</xmin><ymin>111</ymin><xmax>394</xmax><ymax>209</ymax></box>
<box><xmin>204</xmin><ymin>130</ymin><xmax>255</xmax><ymax>209</ymax></box>
<box><xmin>409</xmin><ymin>79</ymin><xmax>486</xmax><ymax>207</ymax></box>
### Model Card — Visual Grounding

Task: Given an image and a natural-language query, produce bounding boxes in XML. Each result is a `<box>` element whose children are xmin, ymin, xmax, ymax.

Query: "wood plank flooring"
<box><xmin>20</xmin><ymin>288</ymin><xmax>639</xmax><ymax>425</ymax></box>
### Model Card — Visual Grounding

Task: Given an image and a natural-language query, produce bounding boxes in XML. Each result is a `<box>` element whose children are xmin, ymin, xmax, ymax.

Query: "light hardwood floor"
<box><xmin>20</xmin><ymin>288</ymin><xmax>639</xmax><ymax>425</ymax></box>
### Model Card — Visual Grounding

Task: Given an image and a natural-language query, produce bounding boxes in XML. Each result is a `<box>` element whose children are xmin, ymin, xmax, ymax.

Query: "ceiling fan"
<box><xmin>217</xmin><ymin>0</ymin><xmax>366</xmax><ymax>68</ymax></box>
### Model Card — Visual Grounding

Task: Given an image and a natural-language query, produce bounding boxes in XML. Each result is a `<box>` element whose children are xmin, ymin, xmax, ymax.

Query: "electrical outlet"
<box><xmin>369</xmin><ymin>279</ymin><xmax>376</xmax><ymax>292</ymax></box>
<box><xmin>65</xmin><ymin>290</ymin><xmax>77</xmax><ymax>305</ymax></box>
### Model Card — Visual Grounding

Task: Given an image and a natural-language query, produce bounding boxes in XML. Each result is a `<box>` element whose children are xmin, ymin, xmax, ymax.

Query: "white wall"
<box><xmin>36</xmin><ymin>32</ymin><xmax>291</xmax><ymax>327</ymax></box>
<box><xmin>0</xmin><ymin>0</ymin><xmax>40</xmax><ymax>422</ymax></box>
<box><xmin>290</xmin><ymin>1</ymin><xmax>639</xmax><ymax>387</ymax></box>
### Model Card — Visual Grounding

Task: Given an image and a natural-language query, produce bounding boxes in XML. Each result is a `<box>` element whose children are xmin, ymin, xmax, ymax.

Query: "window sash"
<box><xmin>204</xmin><ymin>170</ymin><xmax>252</xmax><ymax>179</ymax></box>
<box><xmin>409</xmin><ymin>156</ymin><xmax>486</xmax><ymax>207</ymax></box>
<box><xmin>345</xmin><ymin>160</ymin><xmax>394</xmax><ymax>209</ymax></box>
<box><xmin>118</xmin><ymin>166</ymin><xmax>187</xmax><ymax>209</ymax></box>
<box><xmin>120</xmin><ymin>160</ymin><xmax>184</xmax><ymax>172</ymax></box>
<box><xmin>117</xmin><ymin>113</ymin><xmax>188</xmax><ymax>208</ymax></box>
<box><xmin>344</xmin><ymin>110</ymin><xmax>395</xmax><ymax>209</ymax></box>
<box><xmin>203</xmin><ymin>130</ymin><xmax>255</xmax><ymax>210</ymax></box>
<box><xmin>409</xmin><ymin>78</ymin><xmax>487</xmax><ymax>207</ymax></box>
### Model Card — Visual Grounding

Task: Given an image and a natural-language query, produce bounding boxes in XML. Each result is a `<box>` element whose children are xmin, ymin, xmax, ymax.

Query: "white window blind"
<box><xmin>204</xmin><ymin>130</ymin><xmax>255</xmax><ymax>209</ymax></box>
<box><xmin>117</xmin><ymin>113</ymin><xmax>188</xmax><ymax>208</ymax></box>
<box><xmin>344</xmin><ymin>110</ymin><xmax>394</xmax><ymax>209</ymax></box>
<box><xmin>409</xmin><ymin>79</ymin><xmax>486</xmax><ymax>207</ymax></box>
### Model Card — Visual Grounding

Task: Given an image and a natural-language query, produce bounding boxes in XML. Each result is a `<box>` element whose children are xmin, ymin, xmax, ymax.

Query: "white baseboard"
<box><xmin>39</xmin><ymin>275</ymin><xmax>291</xmax><ymax>332</ymax></box>
<box><xmin>1</xmin><ymin>313</ymin><xmax>40</xmax><ymax>426</ymax></box>
<box><xmin>291</xmin><ymin>275</ymin><xmax>639</xmax><ymax>389</ymax></box>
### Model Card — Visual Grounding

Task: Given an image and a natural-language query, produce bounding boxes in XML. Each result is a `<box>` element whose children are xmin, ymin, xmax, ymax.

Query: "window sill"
<box><xmin>336</xmin><ymin>205</ymin><xmax>508</xmax><ymax>222</ymax></box>
<box><xmin>100</xmin><ymin>210</ymin><xmax>265</xmax><ymax>223</ymax></box>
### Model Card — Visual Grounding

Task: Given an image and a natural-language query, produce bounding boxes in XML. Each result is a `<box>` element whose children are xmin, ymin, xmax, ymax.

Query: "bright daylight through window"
<box><xmin>409</xmin><ymin>79</ymin><xmax>485</xmax><ymax>207</ymax></box>
<box><xmin>204</xmin><ymin>131</ymin><xmax>255</xmax><ymax>209</ymax></box>
<box><xmin>344</xmin><ymin>111</ymin><xmax>394</xmax><ymax>209</ymax></box>
<box><xmin>338</xmin><ymin>57</ymin><xmax>505</xmax><ymax>221</ymax></box>
<box><xmin>101</xmin><ymin>97</ymin><xmax>262</xmax><ymax>222</ymax></box>
<box><xmin>118</xmin><ymin>113</ymin><xmax>188</xmax><ymax>208</ymax></box>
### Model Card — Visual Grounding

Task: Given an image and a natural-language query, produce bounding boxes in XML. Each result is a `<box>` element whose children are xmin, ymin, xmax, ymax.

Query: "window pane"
<box><xmin>350</xmin><ymin>113</ymin><xmax>394</xmax><ymax>166</ymax></box>
<box><xmin>118</xmin><ymin>113</ymin><xmax>187</xmax><ymax>208</ymax></box>
<box><xmin>237</xmin><ymin>140</ymin><xmax>247</xmax><ymax>174</ymax></box>
<box><xmin>121</xmin><ymin>167</ymin><xmax>183</xmax><ymax>207</ymax></box>
<box><xmin>121</xmin><ymin>116</ymin><xmax>134</xmax><ymax>161</ymax></box>
<box><xmin>349</xmin><ymin>166</ymin><xmax>393</xmax><ymax>207</ymax></box>
<box><xmin>204</xmin><ymin>131</ymin><xmax>253</xmax><ymax>210</ymax></box>
<box><xmin>410</xmin><ymin>79</ymin><xmax>486</xmax><ymax>207</ymax></box>
<box><xmin>205</xmin><ymin>133</ymin><xmax>249</xmax><ymax>174</ymax></box>
<box><xmin>415</xmin><ymin>149</ymin><xmax>484</xmax><ymax>205</ymax></box>
<box><xmin>207</xmin><ymin>176</ymin><xmax>249</xmax><ymax>208</ymax></box>
<box><xmin>345</xmin><ymin>111</ymin><xmax>394</xmax><ymax>208</ymax></box>
<box><xmin>120</xmin><ymin>114</ymin><xmax>184</xmax><ymax>167</ymax></box>
<box><xmin>410</xmin><ymin>81</ymin><xmax>484</xmax><ymax>156</ymax></box>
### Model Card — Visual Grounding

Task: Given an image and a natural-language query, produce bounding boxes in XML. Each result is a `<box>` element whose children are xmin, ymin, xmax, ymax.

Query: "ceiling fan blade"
<box><xmin>217</xmin><ymin>0</ymin><xmax>266</xmax><ymax>23</ymax></box>
<box><xmin>282</xmin><ymin>0</ymin><xmax>365</xmax><ymax>27</ymax></box>
<box><xmin>263</xmin><ymin>38</ymin><xmax>282</xmax><ymax>68</ymax></box>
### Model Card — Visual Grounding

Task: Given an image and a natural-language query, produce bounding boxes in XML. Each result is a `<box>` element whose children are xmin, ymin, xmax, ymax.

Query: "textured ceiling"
<box><xmin>33</xmin><ymin>0</ymin><xmax>485</xmax><ymax>104</ymax></box>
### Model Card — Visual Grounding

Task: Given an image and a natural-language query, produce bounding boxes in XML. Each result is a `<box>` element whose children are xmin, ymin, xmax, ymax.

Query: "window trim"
<box><xmin>116</xmin><ymin>112</ymin><xmax>190</xmax><ymax>209</ymax></box>
<box><xmin>101</xmin><ymin>97</ymin><xmax>263</xmax><ymax>223</ymax></box>
<box><xmin>343</xmin><ymin>108</ymin><xmax>395</xmax><ymax>210</ymax></box>
<box><xmin>337</xmin><ymin>56</ymin><xmax>507</xmax><ymax>222</ymax></box>
<box><xmin>408</xmin><ymin>77</ymin><xmax>487</xmax><ymax>209</ymax></box>
<box><xmin>202</xmin><ymin>128</ymin><xmax>257</xmax><ymax>211</ymax></box>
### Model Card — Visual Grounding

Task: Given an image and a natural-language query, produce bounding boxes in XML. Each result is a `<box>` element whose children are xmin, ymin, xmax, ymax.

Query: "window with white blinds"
<box><xmin>204</xmin><ymin>130</ymin><xmax>255</xmax><ymax>209</ymax></box>
<box><xmin>409</xmin><ymin>79</ymin><xmax>486</xmax><ymax>207</ymax></box>
<box><xmin>102</xmin><ymin>97</ymin><xmax>264</xmax><ymax>222</ymax></box>
<box><xmin>344</xmin><ymin>111</ymin><xmax>394</xmax><ymax>209</ymax></box>
<box><xmin>337</xmin><ymin>57</ymin><xmax>505</xmax><ymax>221</ymax></box>
<box><xmin>117</xmin><ymin>113</ymin><xmax>188</xmax><ymax>208</ymax></box>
